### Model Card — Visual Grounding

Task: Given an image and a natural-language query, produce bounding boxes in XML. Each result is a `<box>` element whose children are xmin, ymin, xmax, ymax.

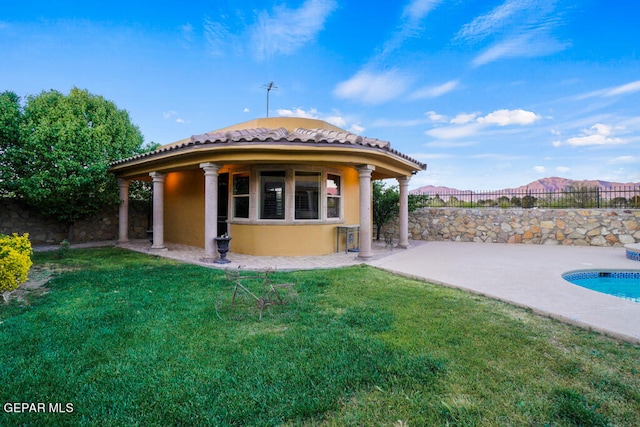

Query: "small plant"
<box><xmin>0</xmin><ymin>233</ymin><xmax>33</xmax><ymax>301</ymax></box>
<box><xmin>57</xmin><ymin>239</ymin><xmax>71</xmax><ymax>259</ymax></box>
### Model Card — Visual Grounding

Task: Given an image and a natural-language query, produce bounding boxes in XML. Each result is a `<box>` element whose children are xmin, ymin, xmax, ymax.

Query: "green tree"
<box><xmin>372</xmin><ymin>181</ymin><xmax>399</xmax><ymax>241</ymax></box>
<box><xmin>0</xmin><ymin>88</ymin><xmax>145</xmax><ymax>240</ymax></box>
<box><xmin>0</xmin><ymin>91</ymin><xmax>22</xmax><ymax>196</ymax></box>
<box><xmin>563</xmin><ymin>185</ymin><xmax>600</xmax><ymax>208</ymax></box>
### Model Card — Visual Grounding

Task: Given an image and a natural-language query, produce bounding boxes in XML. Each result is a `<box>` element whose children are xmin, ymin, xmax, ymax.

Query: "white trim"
<box><xmin>226</xmin><ymin>164</ymin><xmax>344</xmax><ymax>225</ymax></box>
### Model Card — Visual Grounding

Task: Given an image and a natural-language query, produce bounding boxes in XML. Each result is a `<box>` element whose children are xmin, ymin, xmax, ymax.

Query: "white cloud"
<box><xmin>276</xmin><ymin>107</ymin><xmax>358</xmax><ymax>132</ymax></box>
<box><xmin>162</xmin><ymin>110</ymin><xmax>187</xmax><ymax>124</ymax></box>
<box><xmin>377</xmin><ymin>0</ymin><xmax>442</xmax><ymax>60</ymax></box>
<box><xmin>456</xmin><ymin>0</ymin><xmax>536</xmax><ymax>40</ymax></box>
<box><xmin>471</xmin><ymin>31</ymin><xmax>567</xmax><ymax>67</ymax></box>
<box><xmin>450</xmin><ymin>113</ymin><xmax>477</xmax><ymax>124</ymax></box>
<box><xmin>243</xmin><ymin>107</ymin><xmax>250</xmax><ymax>113</ymax></box>
<box><xmin>371</xmin><ymin>117</ymin><xmax>432</xmax><ymax>127</ymax></box>
<box><xmin>476</xmin><ymin>109</ymin><xmax>541</xmax><ymax>126</ymax></box>
<box><xmin>410</xmin><ymin>80</ymin><xmax>459</xmax><ymax>99</ymax></box>
<box><xmin>577</xmin><ymin>80</ymin><xmax>640</xmax><ymax>100</ymax></box>
<box><xmin>277</xmin><ymin>107</ymin><xmax>321</xmax><ymax>119</ymax></box>
<box><xmin>556</xmin><ymin>166</ymin><xmax>570</xmax><ymax>173</ymax></box>
<box><xmin>410</xmin><ymin>152</ymin><xmax>454</xmax><ymax>160</ymax></box>
<box><xmin>333</xmin><ymin>69</ymin><xmax>411</xmax><ymax>104</ymax></box>
<box><xmin>252</xmin><ymin>0</ymin><xmax>337</xmax><ymax>60</ymax></box>
<box><xmin>458</xmin><ymin>0</ymin><xmax>569</xmax><ymax>66</ymax></box>
<box><xmin>425</xmin><ymin>140</ymin><xmax>477</xmax><ymax>148</ymax></box>
<box><xmin>204</xmin><ymin>17</ymin><xmax>233</xmax><ymax>56</ymax></box>
<box><xmin>608</xmin><ymin>156</ymin><xmax>637</xmax><ymax>164</ymax></box>
<box><xmin>533</xmin><ymin>166</ymin><xmax>546</xmax><ymax>172</ymax></box>
<box><xmin>605</xmin><ymin>80</ymin><xmax>640</xmax><ymax>97</ymax></box>
<box><xmin>563</xmin><ymin>123</ymin><xmax>626</xmax><ymax>147</ymax></box>
<box><xmin>181</xmin><ymin>23</ymin><xmax>194</xmax><ymax>43</ymax></box>
<box><xmin>403</xmin><ymin>0</ymin><xmax>442</xmax><ymax>21</ymax></box>
<box><xmin>349</xmin><ymin>123</ymin><xmax>365</xmax><ymax>134</ymax></box>
<box><xmin>426</xmin><ymin>123</ymin><xmax>483</xmax><ymax>139</ymax></box>
<box><xmin>426</xmin><ymin>109</ymin><xmax>540</xmax><ymax>139</ymax></box>
<box><xmin>426</xmin><ymin>111</ymin><xmax>448</xmax><ymax>122</ymax></box>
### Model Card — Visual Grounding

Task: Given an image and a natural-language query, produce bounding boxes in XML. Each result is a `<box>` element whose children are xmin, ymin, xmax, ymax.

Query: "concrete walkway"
<box><xmin>34</xmin><ymin>239</ymin><xmax>640</xmax><ymax>343</ymax></box>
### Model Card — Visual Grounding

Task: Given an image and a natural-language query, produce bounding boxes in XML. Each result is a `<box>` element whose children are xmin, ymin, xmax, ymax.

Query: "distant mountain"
<box><xmin>411</xmin><ymin>177</ymin><xmax>640</xmax><ymax>195</ymax></box>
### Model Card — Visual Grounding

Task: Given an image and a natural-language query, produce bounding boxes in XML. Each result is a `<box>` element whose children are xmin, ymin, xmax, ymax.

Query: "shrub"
<box><xmin>0</xmin><ymin>233</ymin><xmax>33</xmax><ymax>294</ymax></box>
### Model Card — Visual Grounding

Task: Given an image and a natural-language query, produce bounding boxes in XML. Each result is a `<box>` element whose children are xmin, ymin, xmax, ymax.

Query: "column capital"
<box><xmin>199</xmin><ymin>162</ymin><xmax>221</xmax><ymax>175</ymax></box>
<box><xmin>397</xmin><ymin>176</ymin><xmax>411</xmax><ymax>186</ymax></box>
<box><xmin>356</xmin><ymin>164</ymin><xmax>375</xmax><ymax>177</ymax></box>
<box><xmin>149</xmin><ymin>171</ymin><xmax>166</xmax><ymax>182</ymax></box>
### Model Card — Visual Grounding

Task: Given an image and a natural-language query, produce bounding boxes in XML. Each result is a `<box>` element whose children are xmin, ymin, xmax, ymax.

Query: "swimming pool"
<box><xmin>563</xmin><ymin>270</ymin><xmax>640</xmax><ymax>302</ymax></box>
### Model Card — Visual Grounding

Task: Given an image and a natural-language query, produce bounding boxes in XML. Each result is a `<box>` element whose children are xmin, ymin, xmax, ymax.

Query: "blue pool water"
<box><xmin>562</xmin><ymin>270</ymin><xmax>640</xmax><ymax>302</ymax></box>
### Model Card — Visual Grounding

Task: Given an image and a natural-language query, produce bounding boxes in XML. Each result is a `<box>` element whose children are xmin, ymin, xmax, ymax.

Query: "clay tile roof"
<box><xmin>111</xmin><ymin>122</ymin><xmax>426</xmax><ymax>170</ymax></box>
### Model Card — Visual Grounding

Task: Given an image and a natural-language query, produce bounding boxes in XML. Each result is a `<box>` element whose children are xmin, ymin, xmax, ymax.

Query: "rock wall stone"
<box><xmin>381</xmin><ymin>208</ymin><xmax>640</xmax><ymax>247</ymax></box>
<box><xmin>1</xmin><ymin>198</ymin><xmax>150</xmax><ymax>244</ymax></box>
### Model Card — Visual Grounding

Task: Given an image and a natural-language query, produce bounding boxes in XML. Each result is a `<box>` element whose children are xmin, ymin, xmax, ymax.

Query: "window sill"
<box><xmin>229</xmin><ymin>218</ymin><xmax>344</xmax><ymax>226</ymax></box>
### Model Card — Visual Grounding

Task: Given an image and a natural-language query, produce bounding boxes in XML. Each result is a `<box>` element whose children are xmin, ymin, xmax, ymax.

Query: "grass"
<box><xmin>1</xmin><ymin>247</ymin><xmax>639</xmax><ymax>426</ymax></box>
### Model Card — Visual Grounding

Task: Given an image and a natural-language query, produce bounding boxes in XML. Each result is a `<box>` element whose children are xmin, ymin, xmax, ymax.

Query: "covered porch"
<box><xmin>110</xmin><ymin>118</ymin><xmax>426</xmax><ymax>262</ymax></box>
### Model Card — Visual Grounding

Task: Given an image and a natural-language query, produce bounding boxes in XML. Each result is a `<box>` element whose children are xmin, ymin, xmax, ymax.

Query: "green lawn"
<box><xmin>1</xmin><ymin>247</ymin><xmax>639</xmax><ymax>426</ymax></box>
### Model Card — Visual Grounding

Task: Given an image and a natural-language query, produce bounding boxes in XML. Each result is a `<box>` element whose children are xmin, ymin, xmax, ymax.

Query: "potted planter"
<box><xmin>214</xmin><ymin>235</ymin><xmax>232</xmax><ymax>264</ymax></box>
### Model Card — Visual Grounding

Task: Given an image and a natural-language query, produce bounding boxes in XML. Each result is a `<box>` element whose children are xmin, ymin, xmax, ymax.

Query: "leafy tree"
<box><xmin>563</xmin><ymin>185</ymin><xmax>600</xmax><ymax>208</ymax></box>
<box><xmin>372</xmin><ymin>181</ymin><xmax>399</xmax><ymax>241</ymax></box>
<box><xmin>0</xmin><ymin>88</ymin><xmax>145</xmax><ymax>240</ymax></box>
<box><xmin>522</xmin><ymin>194</ymin><xmax>536</xmax><ymax>208</ymax></box>
<box><xmin>408</xmin><ymin>193</ymin><xmax>431</xmax><ymax>211</ymax></box>
<box><xmin>0</xmin><ymin>91</ymin><xmax>22</xmax><ymax>196</ymax></box>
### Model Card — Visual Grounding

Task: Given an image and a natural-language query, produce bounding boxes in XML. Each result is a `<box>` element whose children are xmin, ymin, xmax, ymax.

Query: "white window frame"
<box><xmin>226</xmin><ymin>165</ymin><xmax>343</xmax><ymax>224</ymax></box>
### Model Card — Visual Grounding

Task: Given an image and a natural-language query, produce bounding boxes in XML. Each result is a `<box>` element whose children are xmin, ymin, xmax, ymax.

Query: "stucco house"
<box><xmin>110</xmin><ymin>117</ymin><xmax>426</xmax><ymax>260</ymax></box>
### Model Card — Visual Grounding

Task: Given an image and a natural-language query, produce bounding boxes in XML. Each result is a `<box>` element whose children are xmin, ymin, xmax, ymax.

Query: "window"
<box><xmin>327</xmin><ymin>174</ymin><xmax>341</xmax><ymax>218</ymax></box>
<box><xmin>232</xmin><ymin>173</ymin><xmax>250</xmax><ymax>218</ymax></box>
<box><xmin>260</xmin><ymin>171</ymin><xmax>285</xmax><ymax>219</ymax></box>
<box><xmin>295</xmin><ymin>172</ymin><xmax>320</xmax><ymax>219</ymax></box>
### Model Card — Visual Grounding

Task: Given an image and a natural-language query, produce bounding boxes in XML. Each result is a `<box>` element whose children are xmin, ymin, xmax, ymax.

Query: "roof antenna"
<box><xmin>261</xmin><ymin>82</ymin><xmax>278</xmax><ymax>117</ymax></box>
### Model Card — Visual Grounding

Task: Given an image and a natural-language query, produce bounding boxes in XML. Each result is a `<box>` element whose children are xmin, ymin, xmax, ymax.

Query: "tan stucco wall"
<box><xmin>228</xmin><ymin>166</ymin><xmax>361</xmax><ymax>256</ymax></box>
<box><xmin>164</xmin><ymin>170</ymin><xmax>205</xmax><ymax>247</ymax></box>
<box><xmin>161</xmin><ymin>165</ymin><xmax>362</xmax><ymax>256</ymax></box>
<box><xmin>228</xmin><ymin>224</ymin><xmax>337</xmax><ymax>256</ymax></box>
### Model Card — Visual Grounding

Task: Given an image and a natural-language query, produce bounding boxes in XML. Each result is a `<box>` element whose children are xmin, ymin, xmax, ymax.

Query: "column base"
<box><xmin>149</xmin><ymin>246</ymin><xmax>168</xmax><ymax>252</ymax></box>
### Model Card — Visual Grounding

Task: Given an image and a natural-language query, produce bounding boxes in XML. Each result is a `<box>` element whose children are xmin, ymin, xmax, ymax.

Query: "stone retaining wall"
<box><xmin>382</xmin><ymin>208</ymin><xmax>640</xmax><ymax>246</ymax></box>
<box><xmin>1</xmin><ymin>198</ymin><xmax>150</xmax><ymax>244</ymax></box>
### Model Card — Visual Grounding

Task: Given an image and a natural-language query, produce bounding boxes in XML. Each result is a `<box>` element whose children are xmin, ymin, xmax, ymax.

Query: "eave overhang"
<box><xmin>110</xmin><ymin>126</ymin><xmax>427</xmax><ymax>180</ymax></box>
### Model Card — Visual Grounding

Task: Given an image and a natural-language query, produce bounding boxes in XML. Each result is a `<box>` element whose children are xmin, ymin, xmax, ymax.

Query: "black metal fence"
<box><xmin>409</xmin><ymin>186</ymin><xmax>640</xmax><ymax>210</ymax></box>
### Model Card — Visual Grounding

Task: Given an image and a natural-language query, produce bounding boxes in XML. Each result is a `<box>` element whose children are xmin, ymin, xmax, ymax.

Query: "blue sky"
<box><xmin>2</xmin><ymin>0</ymin><xmax>640</xmax><ymax>190</ymax></box>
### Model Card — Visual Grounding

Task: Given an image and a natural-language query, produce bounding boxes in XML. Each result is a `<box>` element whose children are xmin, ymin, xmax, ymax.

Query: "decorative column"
<box><xmin>117</xmin><ymin>178</ymin><xmax>130</xmax><ymax>244</ymax></box>
<box><xmin>397</xmin><ymin>176</ymin><xmax>410</xmax><ymax>248</ymax></box>
<box><xmin>149</xmin><ymin>172</ymin><xmax>167</xmax><ymax>251</ymax></box>
<box><xmin>357</xmin><ymin>165</ymin><xmax>375</xmax><ymax>258</ymax></box>
<box><xmin>200</xmin><ymin>162</ymin><xmax>221</xmax><ymax>262</ymax></box>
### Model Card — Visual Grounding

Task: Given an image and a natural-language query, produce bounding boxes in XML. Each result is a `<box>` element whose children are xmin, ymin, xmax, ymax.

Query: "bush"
<box><xmin>0</xmin><ymin>233</ymin><xmax>33</xmax><ymax>294</ymax></box>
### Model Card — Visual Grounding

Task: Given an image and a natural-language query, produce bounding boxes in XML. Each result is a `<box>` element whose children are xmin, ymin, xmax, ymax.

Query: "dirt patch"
<box><xmin>2</xmin><ymin>264</ymin><xmax>76</xmax><ymax>305</ymax></box>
